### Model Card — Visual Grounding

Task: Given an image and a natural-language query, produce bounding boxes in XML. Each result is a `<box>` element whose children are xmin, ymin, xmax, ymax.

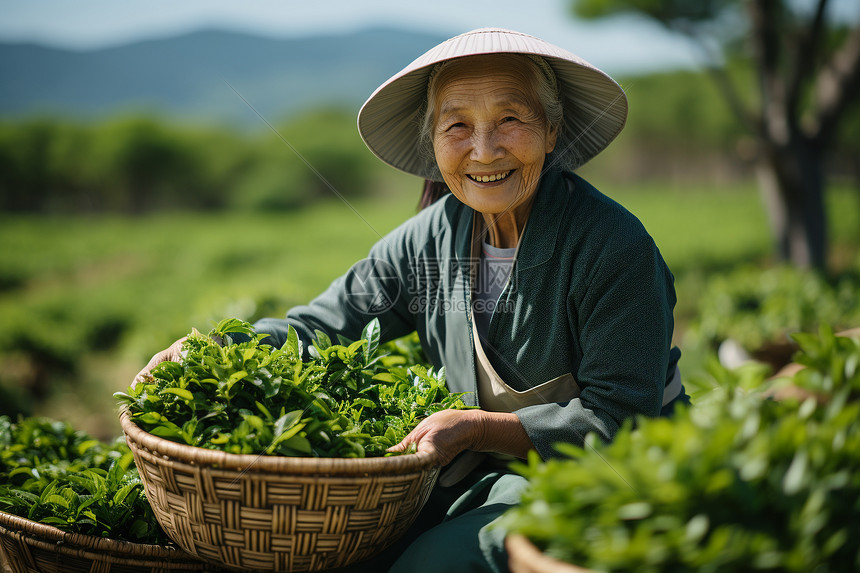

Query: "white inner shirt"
<box><xmin>473</xmin><ymin>241</ymin><xmax>517</xmax><ymax>343</ymax></box>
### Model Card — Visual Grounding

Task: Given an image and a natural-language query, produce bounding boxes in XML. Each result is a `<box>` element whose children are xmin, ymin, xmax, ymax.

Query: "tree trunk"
<box><xmin>755</xmin><ymin>135</ymin><xmax>827</xmax><ymax>268</ymax></box>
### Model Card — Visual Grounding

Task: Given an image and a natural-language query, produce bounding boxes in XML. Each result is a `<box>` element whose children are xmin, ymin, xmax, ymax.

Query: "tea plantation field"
<box><xmin>1</xmin><ymin>179</ymin><xmax>858</xmax><ymax>437</ymax></box>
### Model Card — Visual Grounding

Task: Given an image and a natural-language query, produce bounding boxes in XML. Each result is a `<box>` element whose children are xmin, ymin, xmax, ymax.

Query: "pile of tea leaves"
<box><xmin>116</xmin><ymin>318</ymin><xmax>469</xmax><ymax>458</ymax></box>
<box><xmin>0</xmin><ymin>415</ymin><xmax>168</xmax><ymax>543</ymax></box>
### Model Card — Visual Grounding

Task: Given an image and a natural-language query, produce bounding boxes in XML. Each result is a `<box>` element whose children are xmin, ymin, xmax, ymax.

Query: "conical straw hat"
<box><xmin>357</xmin><ymin>27</ymin><xmax>628</xmax><ymax>180</ymax></box>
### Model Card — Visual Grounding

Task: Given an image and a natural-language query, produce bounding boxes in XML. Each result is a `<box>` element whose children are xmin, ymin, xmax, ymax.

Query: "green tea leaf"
<box><xmin>362</xmin><ymin>318</ymin><xmax>381</xmax><ymax>366</ymax></box>
<box><xmin>160</xmin><ymin>388</ymin><xmax>193</xmax><ymax>402</ymax></box>
<box><xmin>284</xmin><ymin>325</ymin><xmax>302</xmax><ymax>357</ymax></box>
<box><xmin>314</xmin><ymin>329</ymin><xmax>332</xmax><ymax>350</ymax></box>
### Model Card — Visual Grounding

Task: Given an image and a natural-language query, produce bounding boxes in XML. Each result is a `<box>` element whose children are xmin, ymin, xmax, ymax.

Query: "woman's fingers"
<box><xmin>389</xmin><ymin>409</ymin><xmax>535</xmax><ymax>463</ymax></box>
<box><xmin>132</xmin><ymin>337</ymin><xmax>187</xmax><ymax>388</ymax></box>
<box><xmin>387</xmin><ymin>419</ymin><xmax>433</xmax><ymax>455</ymax></box>
<box><xmin>506</xmin><ymin>534</ymin><xmax>594</xmax><ymax>573</ymax></box>
<box><xmin>387</xmin><ymin>409</ymin><xmax>481</xmax><ymax>466</ymax></box>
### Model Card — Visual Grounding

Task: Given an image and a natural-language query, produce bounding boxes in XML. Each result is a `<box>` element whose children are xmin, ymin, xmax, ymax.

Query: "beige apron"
<box><xmin>438</xmin><ymin>214</ymin><xmax>682</xmax><ymax>486</ymax></box>
<box><xmin>467</xmin><ymin>212</ymin><xmax>586</xmax><ymax>413</ymax></box>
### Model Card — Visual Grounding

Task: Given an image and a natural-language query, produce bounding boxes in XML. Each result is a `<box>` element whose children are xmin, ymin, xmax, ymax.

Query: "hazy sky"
<box><xmin>1</xmin><ymin>0</ymin><xmax>703</xmax><ymax>75</ymax></box>
<box><xmin>4</xmin><ymin>0</ymin><xmax>859</xmax><ymax>76</ymax></box>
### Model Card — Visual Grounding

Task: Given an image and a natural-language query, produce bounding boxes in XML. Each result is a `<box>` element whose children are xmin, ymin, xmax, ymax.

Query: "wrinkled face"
<box><xmin>432</xmin><ymin>54</ymin><xmax>558</xmax><ymax>217</ymax></box>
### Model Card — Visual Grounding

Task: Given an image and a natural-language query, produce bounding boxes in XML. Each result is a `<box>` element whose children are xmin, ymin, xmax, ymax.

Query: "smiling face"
<box><xmin>431</xmin><ymin>54</ymin><xmax>558</xmax><ymax>220</ymax></box>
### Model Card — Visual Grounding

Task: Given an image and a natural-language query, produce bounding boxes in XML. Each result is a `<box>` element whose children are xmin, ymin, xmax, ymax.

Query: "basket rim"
<box><xmin>119</xmin><ymin>407</ymin><xmax>440</xmax><ymax>476</ymax></box>
<box><xmin>0</xmin><ymin>509</ymin><xmax>194</xmax><ymax>560</ymax></box>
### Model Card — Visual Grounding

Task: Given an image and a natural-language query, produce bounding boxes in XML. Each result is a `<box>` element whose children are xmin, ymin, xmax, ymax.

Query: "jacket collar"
<box><xmin>514</xmin><ymin>168</ymin><xmax>570</xmax><ymax>270</ymax></box>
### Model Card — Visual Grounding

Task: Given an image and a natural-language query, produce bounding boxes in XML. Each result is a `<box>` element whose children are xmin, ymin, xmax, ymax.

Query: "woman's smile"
<box><xmin>466</xmin><ymin>170</ymin><xmax>513</xmax><ymax>184</ymax></box>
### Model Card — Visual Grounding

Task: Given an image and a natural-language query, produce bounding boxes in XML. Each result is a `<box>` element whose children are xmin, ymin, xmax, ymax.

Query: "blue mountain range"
<box><xmin>0</xmin><ymin>27</ymin><xmax>449</xmax><ymax>127</ymax></box>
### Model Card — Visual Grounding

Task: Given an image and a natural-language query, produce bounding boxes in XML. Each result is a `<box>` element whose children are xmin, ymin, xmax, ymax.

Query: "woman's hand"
<box><xmin>506</xmin><ymin>534</ymin><xmax>594</xmax><ymax>573</ymax></box>
<box><xmin>132</xmin><ymin>337</ymin><xmax>186</xmax><ymax>388</ymax></box>
<box><xmin>387</xmin><ymin>409</ymin><xmax>535</xmax><ymax>466</ymax></box>
<box><xmin>387</xmin><ymin>409</ymin><xmax>483</xmax><ymax>466</ymax></box>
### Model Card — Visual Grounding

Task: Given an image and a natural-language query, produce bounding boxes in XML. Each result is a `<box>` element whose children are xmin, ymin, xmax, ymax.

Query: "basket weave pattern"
<box><xmin>0</xmin><ymin>510</ymin><xmax>210</xmax><ymax>573</ymax></box>
<box><xmin>120</xmin><ymin>411</ymin><xmax>439</xmax><ymax>572</ymax></box>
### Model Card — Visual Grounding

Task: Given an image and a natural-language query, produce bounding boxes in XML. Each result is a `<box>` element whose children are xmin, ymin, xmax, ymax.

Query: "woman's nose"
<box><xmin>470</xmin><ymin>128</ymin><xmax>503</xmax><ymax>163</ymax></box>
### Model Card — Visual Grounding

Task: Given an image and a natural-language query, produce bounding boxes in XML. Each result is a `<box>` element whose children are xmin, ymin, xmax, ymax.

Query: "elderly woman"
<box><xmin>138</xmin><ymin>28</ymin><xmax>687</xmax><ymax>573</ymax></box>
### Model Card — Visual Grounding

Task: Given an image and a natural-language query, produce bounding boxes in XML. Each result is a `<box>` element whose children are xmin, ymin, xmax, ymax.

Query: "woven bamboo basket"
<box><xmin>0</xmin><ymin>509</ymin><xmax>214</xmax><ymax>573</ymax></box>
<box><xmin>119</xmin><ymin>409</ymin><xmax>440</xmax><ymax>572</ymax></box>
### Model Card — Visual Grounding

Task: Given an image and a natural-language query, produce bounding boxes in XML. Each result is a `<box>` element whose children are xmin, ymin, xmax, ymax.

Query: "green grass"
<box><xmin>607</xmin><ymin>180</ymin><xmax>860</xmax><ymax>272</ymax></box>
<box><xmin>0</xmin><ymin>176</ymin><xmax>422</xmax><ymax>435</ymax></box>
<box><xmin>1</xmin><ymin>177</ymin><xmax>858</xmax><ymax>437</ymax></box>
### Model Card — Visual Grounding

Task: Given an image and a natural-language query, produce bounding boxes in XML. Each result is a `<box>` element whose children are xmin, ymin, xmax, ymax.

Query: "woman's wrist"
<box><xmin>470</xmin><ymin>410</ymin><xmax>534</xmax><ymax>459</ymax></box>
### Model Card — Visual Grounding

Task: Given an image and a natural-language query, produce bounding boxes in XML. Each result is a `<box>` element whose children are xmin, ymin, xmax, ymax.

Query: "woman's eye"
<box><xmin>502</xmin><ymin>116</ymin><xmax>519</xmax><ymax>123</ymax></box>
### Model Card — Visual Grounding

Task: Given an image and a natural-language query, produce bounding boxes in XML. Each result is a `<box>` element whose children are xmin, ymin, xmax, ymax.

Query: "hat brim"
<box><xmin>357</xmin><ymin>28</ymin><xmax>628</xmax><ymax>181</ymax></box>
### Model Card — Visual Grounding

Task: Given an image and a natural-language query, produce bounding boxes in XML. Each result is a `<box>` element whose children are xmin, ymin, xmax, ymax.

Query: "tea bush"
<box><xmin>501</xmin><ymin>326</ymin><xmax>860</xmax><ymax>572</ymax></box>
<box><xmin>685</xmin><ymin>265</ymin><xmax>860</xmax><ymax>354</ymax></box>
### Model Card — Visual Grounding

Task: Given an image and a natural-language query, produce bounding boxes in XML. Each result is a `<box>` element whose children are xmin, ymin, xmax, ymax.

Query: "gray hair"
<box><xmin>417</xmin><ymin>54</ymin><xmax>580</xmax><ymax>180</ymax></box>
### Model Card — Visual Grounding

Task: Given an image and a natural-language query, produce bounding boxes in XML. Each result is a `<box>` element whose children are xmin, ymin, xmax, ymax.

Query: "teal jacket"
<box><xmin>255</xmin><ymin>169</ymin><xmax>683</xmax><ymax>459</ymax></box>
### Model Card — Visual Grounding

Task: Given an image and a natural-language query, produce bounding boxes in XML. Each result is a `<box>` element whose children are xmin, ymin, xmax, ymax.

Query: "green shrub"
<box><xmin>500</xmin><ymin>326</ymin><xmax>860</xmax><ymax>572</ymax></box>
<box><xmin>686</xmin><ymin>265</ymin><xmax>860</xmax><ymax>352</ymax></box>
<box><xmin>0</xmin><ymin>109</ymin><xmax>377</xmax><ymax>215</ymax></box>
<box><xmin>0</xmin><ymin>415</ymin><xmax>168</xmax><ymax>543</ymax></box>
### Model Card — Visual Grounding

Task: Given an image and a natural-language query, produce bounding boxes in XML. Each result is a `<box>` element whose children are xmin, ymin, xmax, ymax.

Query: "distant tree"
<box><xmin>97</xmin><ymin>118</ymin><xmax>188</xmax><ymax>213</ymax></box>
<box><xmin>0</xmin><ymin>120</ymin><xmax>57</xmax><ymax>212</ymax></box>
<box><xmin>573</xmin><ymin>0</ymin><xmax>860</xmax><ymax>269</ymax></box>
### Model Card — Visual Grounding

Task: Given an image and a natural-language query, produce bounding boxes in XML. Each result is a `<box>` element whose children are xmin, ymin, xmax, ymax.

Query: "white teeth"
<box><xmin>470</xmin><ymin>170</ymin><xmax>510</xmax><ymax>183</ymax></box>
